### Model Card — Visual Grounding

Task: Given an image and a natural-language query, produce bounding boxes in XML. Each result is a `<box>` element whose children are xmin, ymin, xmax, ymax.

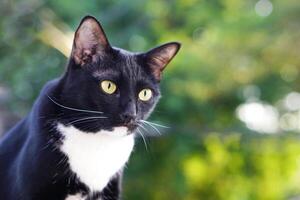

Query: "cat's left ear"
<box><xmin>71</xmin><ymin>16</ymin><xmax>111</xmax><ymax>66</ymax></box>
<box><xmin>144</xmin><ymin>42</ymin><xmax>181</xmax><ymax>81</ymax></box>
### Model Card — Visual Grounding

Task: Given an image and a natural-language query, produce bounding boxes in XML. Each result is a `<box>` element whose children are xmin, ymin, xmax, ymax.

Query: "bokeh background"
<box><xmin>1</xmin><ymin>0</ymin><xmax>300</xmax><ymax>199</ymax></box>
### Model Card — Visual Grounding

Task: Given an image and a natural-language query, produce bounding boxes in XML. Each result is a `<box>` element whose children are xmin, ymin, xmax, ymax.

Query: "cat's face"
<box><xmin>60</xmin><ymin>16</ymin><xmax>180</xmax><ymax>133</ymax></box>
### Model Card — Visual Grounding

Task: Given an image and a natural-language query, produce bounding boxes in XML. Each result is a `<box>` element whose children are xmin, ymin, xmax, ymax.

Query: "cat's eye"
<box><xmin>138</xmin><ymin>89</ymin><xmax>152</xmax><ymax>101</ymax></box>
<box><xmin>101</xmin><ymin>80</ymin><xmax>117</xmax><ymax>94</ymax></box>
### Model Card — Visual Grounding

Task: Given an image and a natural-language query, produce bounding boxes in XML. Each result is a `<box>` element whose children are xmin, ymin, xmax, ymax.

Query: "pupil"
<box><xmin>108</xmin><ymin>83</ymin><xmax>111</xmax><ymax>89</ymax></box>
<box><xmin>144</xmin><ymin>91</ymin><xmax>147</xmax><ymax>96</ymax></box>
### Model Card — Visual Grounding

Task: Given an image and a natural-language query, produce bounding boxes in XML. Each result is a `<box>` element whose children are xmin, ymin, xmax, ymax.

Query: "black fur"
<box><xmin>0</xmin><ymin>16</ymin><xmax>180</xmax><ymax>200</ymax></box>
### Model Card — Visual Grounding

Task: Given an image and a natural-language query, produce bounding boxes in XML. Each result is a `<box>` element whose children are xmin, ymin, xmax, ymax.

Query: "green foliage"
<box><xmin>0</xmin><ymin>0</ymin><xmax>300</xmax><ymax>199</ymax></box>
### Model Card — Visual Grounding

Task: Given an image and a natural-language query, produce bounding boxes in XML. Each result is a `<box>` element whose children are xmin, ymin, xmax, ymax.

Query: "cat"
<box><xmin>0</xmin><ymin>15</ymin><xmax>180</xmax><ymax>200</ymax></box>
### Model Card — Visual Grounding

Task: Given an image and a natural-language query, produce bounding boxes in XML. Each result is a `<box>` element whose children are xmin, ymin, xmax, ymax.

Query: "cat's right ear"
<box><xmin>71</xmin><ymin>16</ymin><xmax>111</xmax><ymax>66</ymax></box>
<box><xmin>143</xmin><ymin>42</ymin><xmax>181</xmax><ymax>81</ymax></box>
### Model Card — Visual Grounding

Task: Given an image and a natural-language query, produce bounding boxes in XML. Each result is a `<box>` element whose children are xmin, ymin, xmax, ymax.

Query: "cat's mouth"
<box><xmin>124</xmin><ymin>123</ymin><xmax>138</xmax><ymax>132</ymax></box>
<box><xmin>118</xmin><ymin>121</ymin><xmax>138</xmax><ymax>133</ymax></box>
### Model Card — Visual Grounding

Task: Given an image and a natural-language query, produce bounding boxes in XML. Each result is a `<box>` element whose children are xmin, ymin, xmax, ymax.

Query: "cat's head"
<box><xmin>60</xmin><ymin>16</ymin><xmax>180</xmax><ymax>134</ymax></box>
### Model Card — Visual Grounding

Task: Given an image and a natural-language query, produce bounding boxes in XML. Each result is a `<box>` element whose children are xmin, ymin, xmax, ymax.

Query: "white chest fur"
<box><xmin>58</xmin><ymin>123</ymin><xmax>135</xmax><ymax>192</ymax></box>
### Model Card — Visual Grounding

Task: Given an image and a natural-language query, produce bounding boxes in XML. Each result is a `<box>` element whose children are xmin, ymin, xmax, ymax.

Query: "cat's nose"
<box><xmin>120</xmin><ymin>100</ymin><xmax>137</xmax><ymax>125</ymax></box>
<box><xmin>120</xmin><ymin>113</ymin><xmax>136</xmax><ymax>124</ymax></box>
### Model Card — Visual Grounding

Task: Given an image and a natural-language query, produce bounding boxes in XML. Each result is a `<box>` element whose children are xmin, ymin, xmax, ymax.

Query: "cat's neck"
<box><xmin>57</xmin><ymin>123</ymin><xmax>135</xmax><ymax>192</ymax></box>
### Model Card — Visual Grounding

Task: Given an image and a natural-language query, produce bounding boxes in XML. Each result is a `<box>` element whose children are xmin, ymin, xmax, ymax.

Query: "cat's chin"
<box><xmin>114</xmin><ymin>122</ymin><xmax>138</xmax><ymax>135</ymax></box>
<box><xmin>87</xmin><ymin>126</ymin><xmax>132</xmax><ymax>137</ymax></box>
<box><xmin>98</xmin><ymin>126</ymin><xmax>136</xmax><ymax>137</ymax></box>
<box><xmin>59</xmin><ymin>123</ymin><xmax>135</xmax><ymax>137</ymax></box>
<box><xmin>105</xmin><ymin>126</ymin><xmax>130</xmax><ymax>137</ymax></box>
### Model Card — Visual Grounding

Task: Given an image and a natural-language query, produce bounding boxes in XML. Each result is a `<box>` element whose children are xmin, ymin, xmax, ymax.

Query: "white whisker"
<box><xmin>67</xmin><ymin>116</ymin><xmax>107</xmax><ymax>126</ymax></box>
<box><xmin>47</xmin><ymin>95</ymin><xmax>104</xmax><ymax>115</ymax></box>
<box><xmin>140</xmin><ymin>120</ymin><xmax>161</xmax><ymax>135</ymax></box>
<box><xmin>140</xmin><ymin>120</ymin><xmax>170</xmax><ymax>129</ymax></box>
<box><xmin>136</xmin><ymin>127</ymin><xmax>148</xmax><ymax>151</ymax></box>
<box><xmin>137</xmin><ymin>122</ymin><xmax>150</xmax><ymax>133</ymax></box>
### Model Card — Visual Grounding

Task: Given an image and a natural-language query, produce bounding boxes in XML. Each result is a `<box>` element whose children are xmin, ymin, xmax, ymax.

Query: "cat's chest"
<box><xmin>57</xmin><ymin>123</ymin><xmax>135</xmax><ymax>192</ymax></box>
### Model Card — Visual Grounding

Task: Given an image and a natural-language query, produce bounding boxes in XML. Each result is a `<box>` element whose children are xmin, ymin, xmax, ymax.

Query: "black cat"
<box><xmin>0</xmin><ymin>16</ymin><xmax>180</xmax><ymax>200</ymax></box>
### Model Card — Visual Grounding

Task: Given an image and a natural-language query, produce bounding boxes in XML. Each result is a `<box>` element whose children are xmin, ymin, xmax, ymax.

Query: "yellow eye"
<box><xmin>101</xmin><ymin>80</ymin><xmax>117</xmax><ymax>94</ymax></box>
<box><xmin>138</xmin><ymin>89</ymin><xmax>152</xmax><ymax>101</ymax></box>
